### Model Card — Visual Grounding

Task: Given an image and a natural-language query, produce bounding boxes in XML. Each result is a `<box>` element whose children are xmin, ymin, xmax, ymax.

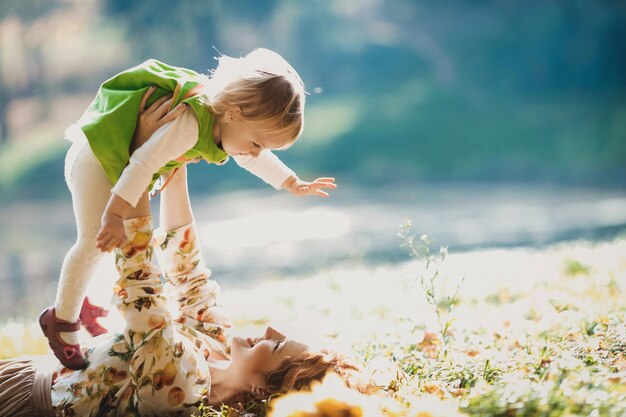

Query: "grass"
<box><xmin>1</xmin><ymin>234</ymin><xmax>625</xmax><ymax>417</ymax></box>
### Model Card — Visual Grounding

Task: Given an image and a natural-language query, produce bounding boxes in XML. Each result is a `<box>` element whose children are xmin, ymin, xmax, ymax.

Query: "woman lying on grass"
<box><xmin>0</xmin><ymin>96</ymin><xmax>359</xmax><ymax>417</ymax></box>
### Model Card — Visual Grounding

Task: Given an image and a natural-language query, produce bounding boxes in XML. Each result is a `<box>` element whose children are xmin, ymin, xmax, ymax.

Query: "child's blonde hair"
<box><xmin>206</xmin><ymin>48</ymin><xmax>306</xmax><ymax>149</ymax></box>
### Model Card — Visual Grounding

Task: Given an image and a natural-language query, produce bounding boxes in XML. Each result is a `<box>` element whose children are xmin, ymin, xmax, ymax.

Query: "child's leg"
<box><xmin>54</xmin><ymin>143</ymin><xmax>114</xmax><ymax>344</ymax></box>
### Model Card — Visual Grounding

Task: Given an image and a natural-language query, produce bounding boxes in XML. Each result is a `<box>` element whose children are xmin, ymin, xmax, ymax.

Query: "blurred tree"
<box><xmin>101</xmin><ymin>0</ymin><xmax>228</xmax><ymax>69</ymax></box>
<box><xmin>0</xmin><ymin>0</ymin><xmax>64</xmax><ymax>144</ymax></box>
<box><xmin>95</xmin><ymin>0</ymin><xmax>625</xmax><ymax>187</ymax></box>
<box><xmin>1</xmin><ymin>0</ymin><xmax>624</xmax><ymax>192</ymax></box>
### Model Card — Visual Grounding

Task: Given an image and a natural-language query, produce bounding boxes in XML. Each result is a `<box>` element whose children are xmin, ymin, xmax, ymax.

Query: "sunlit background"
<box><xmin>0</xmin><ymin>0</ymin><xmax>625</xmax><ymax>321</ymax></box>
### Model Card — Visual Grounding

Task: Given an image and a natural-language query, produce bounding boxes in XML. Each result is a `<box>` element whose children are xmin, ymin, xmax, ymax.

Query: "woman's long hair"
<box><xmin>222</xmin><ymin>349</ymin><xmax>374</xmax><ymax>412</ymax></box>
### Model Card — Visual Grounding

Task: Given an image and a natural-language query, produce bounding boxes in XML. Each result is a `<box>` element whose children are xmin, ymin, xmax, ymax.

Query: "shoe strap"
<box><xmin>83</xmin><ymin>307</ymin><xmax>108</xmax><ymax>318</ymax></box>
<box><xmin>53</xmin><ymin>318</ymin><xmax>82</xmax><ymax>332</ymax></box>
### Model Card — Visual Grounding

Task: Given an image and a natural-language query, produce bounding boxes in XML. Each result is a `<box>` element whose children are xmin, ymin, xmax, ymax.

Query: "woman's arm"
<box><xmin>130</xmin><ymin>88</ymin><xmax>187</xmax><ymax>153</ymax></box>
<box><xmin>158</xmin><ymin>164</ymin><xmax>193</xmax><ymax>231</ymax></box>
<box><xmin>95</xmin><ymin>93</ymin><xmax>192</xmax><ymax>252</ymax></box>
<box><xmin>111</xmin><ymin>108</ymin><xmax>197</xmax><ymax>208</ymax></box>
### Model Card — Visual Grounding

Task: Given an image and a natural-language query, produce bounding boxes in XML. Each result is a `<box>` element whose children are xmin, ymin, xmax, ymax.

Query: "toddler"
<box><xmin>39</xmin><ymin>48</ymin><xmax>336</xmax><ymax>369</ymax></box>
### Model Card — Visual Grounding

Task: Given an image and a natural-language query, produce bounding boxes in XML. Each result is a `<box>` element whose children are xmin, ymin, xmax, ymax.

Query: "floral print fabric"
<box><xmin>154</xmin><ymin>225</ymin><xmax>230</xmax><ymax>342</ymax></box>
<box><xmin>50</xmin><ymin>217</ymin><xmax>228</xmax><ymax>417</ymax></box>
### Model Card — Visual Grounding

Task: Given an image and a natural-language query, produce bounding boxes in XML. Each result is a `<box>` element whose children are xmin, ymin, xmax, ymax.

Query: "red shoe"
<box><xmin>38</xmin><ymin>307</ymin><xmax>86</xmax><ymax>370</ymax></box>
<box><xmin>79</xmin><ymin>297</ymin><xmax>109</xmax><ymax>337</ymax></box>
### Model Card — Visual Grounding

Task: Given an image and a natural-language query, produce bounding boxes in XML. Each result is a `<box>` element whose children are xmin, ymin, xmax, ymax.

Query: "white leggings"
<box><xmin>54</xmin><ymin>141</ymin><xmax>114</xmax><ymax>324</ymax></box>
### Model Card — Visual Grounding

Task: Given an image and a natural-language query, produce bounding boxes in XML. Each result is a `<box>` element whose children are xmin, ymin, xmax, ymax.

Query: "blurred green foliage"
<box><xmin>0</xmin><ymin>0</ymin><xmax>625</xmax><ymax>200</ymax></box>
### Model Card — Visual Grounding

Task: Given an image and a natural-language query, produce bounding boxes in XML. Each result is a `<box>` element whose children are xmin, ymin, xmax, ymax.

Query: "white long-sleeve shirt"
<box><xmin>68</xmin><ymin>108</ymin><xmax>296</xmax><ymax>207</ymax></box>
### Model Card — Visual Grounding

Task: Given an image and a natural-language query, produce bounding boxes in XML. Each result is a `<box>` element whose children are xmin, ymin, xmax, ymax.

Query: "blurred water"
<box><xmin>193</xmin><ymin>183</ymin><xmax>626</xmax><ymax>283</ymax></box>
<box><xmin>1</xmin><ymin>183</ymin><xmax>625</xmax><ymax>320</ymax></box>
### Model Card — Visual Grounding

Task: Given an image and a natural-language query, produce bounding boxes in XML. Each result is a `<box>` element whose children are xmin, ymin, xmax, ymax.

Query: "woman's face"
<box><xmin>230</xmin><ymin>326</ymin><xmax>308</xmax><ymax>378</ymax></box>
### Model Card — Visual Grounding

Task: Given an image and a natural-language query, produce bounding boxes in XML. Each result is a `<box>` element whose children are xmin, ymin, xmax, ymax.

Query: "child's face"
<box><xmin>215</xmin><ymin>108</ymin><xmax>287</xmax><ymax>158</ymax></box>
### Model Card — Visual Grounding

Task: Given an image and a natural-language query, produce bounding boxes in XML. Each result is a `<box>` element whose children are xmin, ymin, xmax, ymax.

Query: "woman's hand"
<box><xmin>282</xmin><ymin>176</ymin><xmax>337</xmax><ymax>198</ymax></box>
<box><xmin>131</xmin><ymin>86</ymin><xmax>187</xmax><ymax>152</ymax></box>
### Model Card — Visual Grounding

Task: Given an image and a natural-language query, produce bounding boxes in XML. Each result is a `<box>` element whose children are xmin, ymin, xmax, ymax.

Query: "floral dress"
<box><xmin>50</xmin><ymin>217</ymin><xmax>230</xmax><ymax>417</ymax></box>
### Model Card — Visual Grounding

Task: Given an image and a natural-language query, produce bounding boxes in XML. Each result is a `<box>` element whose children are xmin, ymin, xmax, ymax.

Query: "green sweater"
<box><xmin>79</xmin><ymin>59</ymin><xmax>228</xmax><ymax>188</ymax></box>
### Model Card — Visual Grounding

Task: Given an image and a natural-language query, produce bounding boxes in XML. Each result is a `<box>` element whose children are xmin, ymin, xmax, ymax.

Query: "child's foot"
<box><xmin>38</xmin><ymin>307</ymin><xmax>86</xmax><ymax>370</ymax></box>
<box><xmin>79</xmin><ymin>297</ymin><xmax>109</xmax><ymax>337</ymax></box>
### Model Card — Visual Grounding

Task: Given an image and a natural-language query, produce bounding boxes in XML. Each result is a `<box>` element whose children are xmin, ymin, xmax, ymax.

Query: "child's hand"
<box><xmin>131</xmin><ymin>86</ymin><xmax>187</xmax><ymax>151</ymax></box>
<box><xmin>96</xmin><ymin>212</ymin><xmax>127</xmax><ymax>252</ymax></box>
<box><xmin>282</xmin><ymin>176</ymin><xmax>337</xmax><ymax>198</ymax></box>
